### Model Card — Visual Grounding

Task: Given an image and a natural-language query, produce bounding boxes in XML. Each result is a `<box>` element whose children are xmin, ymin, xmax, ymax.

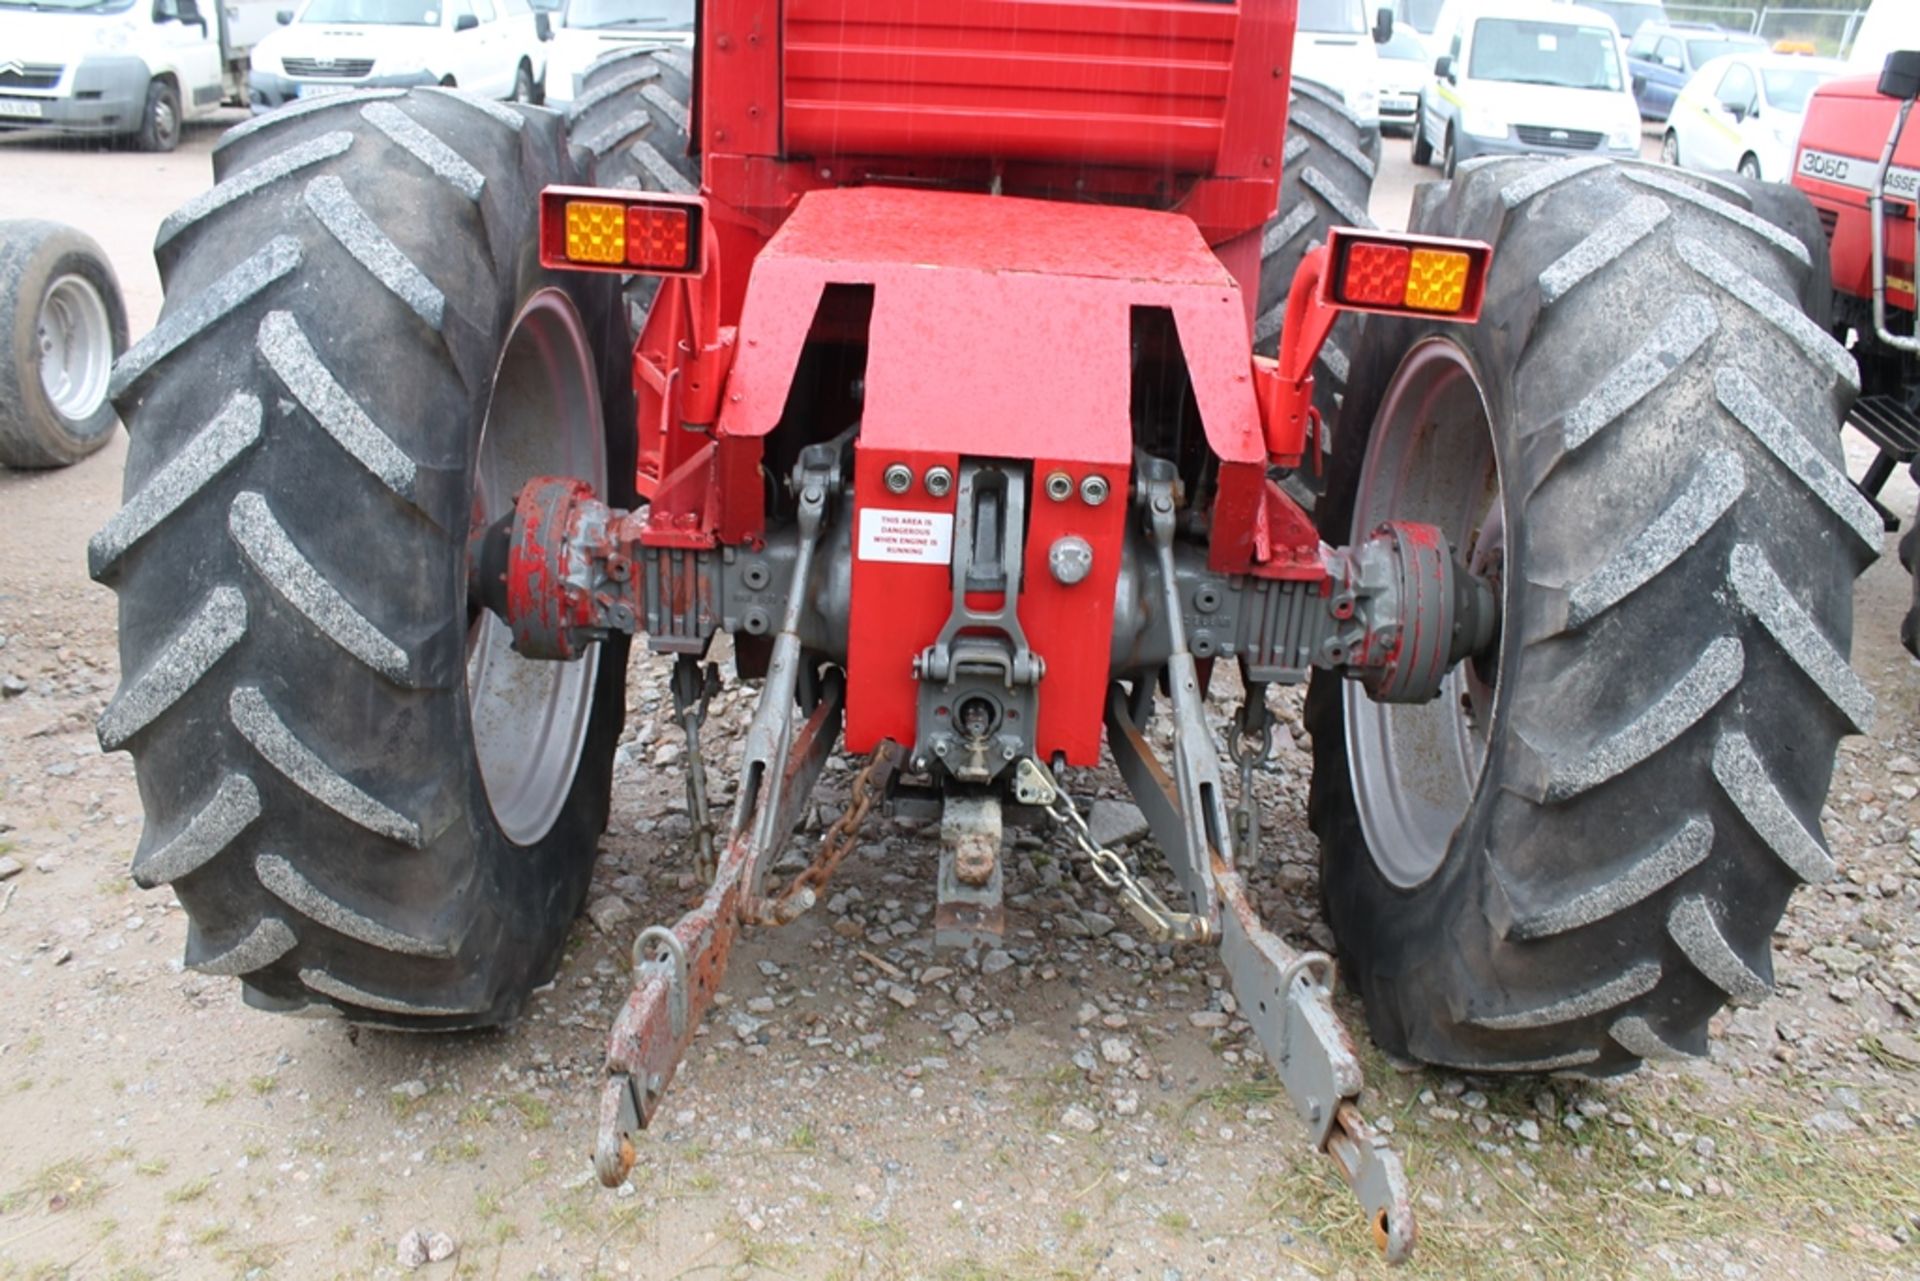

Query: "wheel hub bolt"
<box><xmin>882</xmin><ymin>463</ymin><xmax>913</xmax><ymax>495</ymax></box>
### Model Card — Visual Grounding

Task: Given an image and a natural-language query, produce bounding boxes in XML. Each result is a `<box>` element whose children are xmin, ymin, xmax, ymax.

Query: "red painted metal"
<box><xmin>1794</xmin><ymin>74</ymin><xmax>1919</xmax><ymax>313</ymax></box>
<box><xmin>698</xmin><ymin>0</ymin><xmax>1296</xmax><ymax>273</ymax></box>
<box><xmin>504</xmin><ymin>476</ymin><xmax>604</xmax><ymax>661</ymax></box>
<box><xmin>730</xmin><ymin>185</ymin><xmax>1257</xmax><ymax>759</ymax></box>
<box><xmin>1252</xmin><ymin>230</ymin><xmax>1489</xmax><ymax>500</ymax></box>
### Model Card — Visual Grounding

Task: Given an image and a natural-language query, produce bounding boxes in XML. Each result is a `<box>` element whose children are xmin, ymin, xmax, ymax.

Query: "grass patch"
<box><xmin>2</xmin><ymin>1158</ymin><xmax>104</xmax><ymax>1215</ymax></box>
<box><xmin>1247</xmin><ymin>1068</ymin><xmax>1920</xmax><ymax>1279</ymax></box>
<box><xmin>164</xmin><ymin>1177</ymin><xmax>212</xmax><ymax>1205</ymax></box>
<box><xmin>505</xmin><ymin>1092</ymin><xmax>552</xmax><ymax>1130</ymax></box>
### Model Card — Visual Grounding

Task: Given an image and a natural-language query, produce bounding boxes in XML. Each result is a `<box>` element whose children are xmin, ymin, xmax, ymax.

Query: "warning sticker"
<box><xmin>858</xmin><ymin>508</ymin><xmax>954</xmax><ymax>565</ymax></box>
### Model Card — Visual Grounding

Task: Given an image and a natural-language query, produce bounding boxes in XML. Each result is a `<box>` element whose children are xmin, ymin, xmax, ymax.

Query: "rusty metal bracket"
<box><xmin>593</xmin><ymin>451</ymin><xmax>847</xmax><ymax>1190</ymax></box>
<box><xmin>591</xmin><ymin>676</ymin><xmax>843</xmax><ymax>1189</ymax></box>
<box><xmin>1212</xmin><ymin>850</ymin><xmax>1416</xmax><ymax>1263</ymax></box>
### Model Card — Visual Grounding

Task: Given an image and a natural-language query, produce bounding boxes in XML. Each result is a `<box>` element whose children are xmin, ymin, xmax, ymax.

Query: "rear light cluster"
<box><xmin>539</xmin><ymin>187</ymin><xmax>705</xmax><ymax>276</ymax></box>
<box><xmin>1327</xmin><ymin>228</ymin><xmax>1489</xmax><ymax>321</ymax></box>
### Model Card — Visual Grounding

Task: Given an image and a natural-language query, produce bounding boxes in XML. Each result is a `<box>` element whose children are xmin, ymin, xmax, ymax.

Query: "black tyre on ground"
<box><xmin>0</xmin><ymin>220</ymin><xmax>128</xmax><ymax>469</ymax></box>
<box><xmin>566</xmin><ymin>45</ymin><xmax>698</xmax><ymax>332</ymax></box>
<box><xmin>1901</xmin><ymin>489</ymin><xmax>1920</xmax><ymax>657</ymax></box>
<box><xmin>1307</xmin><ymin>156</ymin><xmax>1877</xmax><ymax>1075</ymax></box>
<box><xmin>92</xmin><ymin>87</ymin><xmax>634</xmax><ymax>1028</ymax></box>
<box><xmin>1256</xmin><ymin>80</ymin><xmax>1379</xmax><ymax>485</ymax></box>
<box><xmin>511</xmin><ymin>59</ymin><xmax>537</xmax><ymax>104</ymax></box>
<box><xmin>1411</xmin><ymin>119</ymin><xmax>1433</xmax><ymax>167</ymax></box>
<box><xmin>134</xmin><ymin>77</ymin><xmax>182</xmax><ymax>152</ymax></box>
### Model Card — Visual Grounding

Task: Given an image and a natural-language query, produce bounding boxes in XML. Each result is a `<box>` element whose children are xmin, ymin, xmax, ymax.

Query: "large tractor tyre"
<box><xmin>1307</xmin><ymin>157</ymin><xmax>1877</xmax><ymax>1075</ymax></box>
<box><xmin>91</xmin><ymin>89</ymin><xmax>635</xmax><ymax>1029</ymax></box>
<box><xmin>566</xmin><ymin>45</ymin><xmax>698</xmax><ymax>333</ymax></box>
<box><xmin>0</xmin><ymin>220</ymin><xmax>128</xmax><ymax>469</ymax></box>
<box><xmin>1291</xmin><ymin>76</ymin><xmax>1383</xmax><ymax>170</ymax></box>
<box><xmin>1256</xmin><ymin>80</ymin><xmax>1379</xmax><ymax>492</ymax></box>
<box><xmin>1731</xmin><ymin>173</ymin><xmax>1835</xmax><ymax>331</ymax></box>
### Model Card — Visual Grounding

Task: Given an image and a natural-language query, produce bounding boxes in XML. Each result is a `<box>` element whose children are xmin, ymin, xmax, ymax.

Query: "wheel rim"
<box><xmin>154</xmin><ymin>93</ymin><xmax>177</xmax><ymax>145</ymax></box>
<box><xmin>467</xmin><ymin>288</ymin><xmax>606</xmax><ymax>847</ymax></box>
<box><xmin>1739</xmin><ymin>157</ymin><xmax>1759</xmax><ymax>180</ymax></box>
<box><xmin>37</xmin><ymin>274</ymin><xmax>113</xmax><ymax>421</ymax></box>
<box><xmin>1343</xmin><ymin>338</ymin><xmax>1505</xmax><ymax>889</ymax></box>
<box><xmin>1662</xmin><ymin>135</ymin><xmax>1678</xmax><ymax>165</ymax></box>
<box><xmin>514</xmin><ymin>65</ymin><xmax>532</xmax><ymax>100</ymax></box>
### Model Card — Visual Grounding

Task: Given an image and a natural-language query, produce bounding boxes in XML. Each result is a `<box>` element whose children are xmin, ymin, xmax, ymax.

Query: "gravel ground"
<box><xmin>1</xmin><ymin>119</ymin><xmax>1918</xmax><ymax>1281</ymax></box>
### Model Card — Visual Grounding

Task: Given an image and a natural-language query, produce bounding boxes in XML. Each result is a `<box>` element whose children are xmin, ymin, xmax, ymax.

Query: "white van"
<box><xmin>540</xmin><ymin>0</ymin><xmax>690</xmax><ymax>106</ymax></box>
<box><xmin>0</xmin><ymin>0</ymin><xmax>257</xmax><ymax>150</ymax></box>
<box><xmin>247</xmin><ymin>0</ymin><xmax>552</xmax><ymax>111</ymax></box>
<box><xmin>1295</xmin><ymin>0</ymin><xmax>1397</xmax><ymax>134</ymax></box>
<box><xmin>1415</xmin><ymin>0</ymin><xmax>1643</xmax><ymax>173</ymax></box>
<box><xmin>1847</xmin><ymin>0</ymin><xmax>1920</xmax><ymax>73</ymax></box>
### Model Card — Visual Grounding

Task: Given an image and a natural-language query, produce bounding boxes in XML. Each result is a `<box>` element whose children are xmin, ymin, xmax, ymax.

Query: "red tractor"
<box><xmin>95</xmin><ymin>1</ymin><xmax>1874</xmax><ymax>1261</ymax></box>
<box><xmin>1793</xmin><ymin>48</ymin><xmax>1920</xmax><ymax>654</ymax></box>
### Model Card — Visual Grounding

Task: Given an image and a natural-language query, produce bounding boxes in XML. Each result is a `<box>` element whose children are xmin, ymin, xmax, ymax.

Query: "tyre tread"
<box><xmin>228</xmin><ymin>685</ymin><xmax>424</xmax><ymax>846</ymax></box>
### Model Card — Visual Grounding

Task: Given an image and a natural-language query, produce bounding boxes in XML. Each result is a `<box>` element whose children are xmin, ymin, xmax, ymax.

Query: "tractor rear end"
<box><xmin>95</xmin><ymin>0</ymin><xmax>1876</xmax><ymax>1265</ymax></box>
<box><xmin>1793</xmin><ymin>49</ymin><xmax>1920</xmax><ymax>653</ymax></box>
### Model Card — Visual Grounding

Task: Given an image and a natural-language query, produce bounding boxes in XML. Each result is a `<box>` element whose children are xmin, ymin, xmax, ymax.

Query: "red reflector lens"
<box><xmin>626</xmin><ymin>205</ymin><xmax>691</xmax><ymax>270</ymax></box>
<box><xmin>1340</xmin><ymin>242</ymin><xmax>1412</xmax><ymax>307</ymax></box>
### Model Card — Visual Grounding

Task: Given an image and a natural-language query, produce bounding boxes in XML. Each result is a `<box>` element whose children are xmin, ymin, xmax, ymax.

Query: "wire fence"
<box><xmin>1662</xmin><ymin>4</ymin><xmax>1869</xmax><ymax>56</ymax></box>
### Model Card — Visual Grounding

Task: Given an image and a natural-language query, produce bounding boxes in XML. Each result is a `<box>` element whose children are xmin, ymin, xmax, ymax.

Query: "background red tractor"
<box><xmin>1793</xmin><ymin>48</ymin><xmax>1920</xmax><ymax>656</ymax></box>
<box><xmin>94</xmin><ymin>0</ymin><xmax>1875</xmax><ymax>1260</ymax></box>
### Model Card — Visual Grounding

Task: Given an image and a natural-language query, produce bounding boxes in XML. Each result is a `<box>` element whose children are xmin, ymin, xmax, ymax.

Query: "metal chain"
<box><xmin>1014</xmin><ymin>759</ymin><xmax>1211</xmax><ymax>945</ymax></box>
<box><xmin>1227</xmin><ymin>689</ymin><xmax>1278</xmax><ymax>863</ymax></box>
<box><xmin>759</xmin><ymin>739</ymin><xmax>903</xmax><ymax>925</ymax></box>
<box><xmin>672</xmin><ymin>657</ymin><xmax>721</xmax><ymax>882</ymax></box>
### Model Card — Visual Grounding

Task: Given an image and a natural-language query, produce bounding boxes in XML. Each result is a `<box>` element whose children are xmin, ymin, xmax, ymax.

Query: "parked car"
<box><xmin>540</xmin><ymin>0</ymin><xmax>689</xmax><ymax>106</ymax></box>
<box><xmin>1416</xmin><ymin>0</ymin><xmax>1641</xmax><ymax>174</ymax></box>
<box><xmin>0</xmin><ymin>0</ymin><xmax>257</xmax><ymax>150</ymax></box>
<box><xmin>1627</xmin><ymin>21</ymin><xmax>1766</xmax><ymax>120</ymax></box>
<box><xmin>1662</xmin><ymin>51</ymin><xmax>1845</xmax><ymax>181</ymax></box>
<box><xmin>1376</xmin><ymin>26</ymin><xmax>1429</xmax><ymax>134</ymax></box>
<box><xmin>248</xmin><ymin>0</ymin><xmax>551</xmax><ymax>112</ymax></box>
<box><xmin>1294</xmin><ymin>0</ymin><xmax>1396</xmax><ymax>134</ymax></box>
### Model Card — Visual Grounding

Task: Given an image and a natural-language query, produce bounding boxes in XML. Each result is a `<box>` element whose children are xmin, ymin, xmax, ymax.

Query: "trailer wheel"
<box><xmin>566</xmin><ymin>45</ymin><xmax>697</xmax><ymax>334</ymax></box>
<box><xmin>134</xmin><ymin>77</ymin><xmax>182</xmax><ymax>153</ymax></box>
<box><xmin>92</xmin><ymin>90</ymin><xmax>634</xmax><ymax>1028</ymax></box>
<box><xmin>1256</xmin><ymin>79</ymin><xmax>1379</xmax><ymax>490</ymax></box>
<box><xmin>1307</xmin><ymin>158</ymin><xmax>1875</xmax><ymax>1074</ymax></box>
<box><xmin>0</xmin><ymin>220</ymin><xmax>129</xmax><ymax>469</ymax></box>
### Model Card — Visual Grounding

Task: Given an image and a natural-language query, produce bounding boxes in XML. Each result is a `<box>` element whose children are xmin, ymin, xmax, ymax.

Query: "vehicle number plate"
<box><xmin>295</xmin><ymin>84</ymin><xmax>351</xmax><ymax>99</ymax></box>
<box><xmin>0</xmin><ymin>99</ymin><xmax>46</xmax><ymax>119</ymax></box>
